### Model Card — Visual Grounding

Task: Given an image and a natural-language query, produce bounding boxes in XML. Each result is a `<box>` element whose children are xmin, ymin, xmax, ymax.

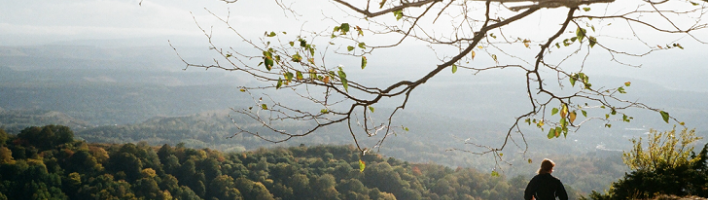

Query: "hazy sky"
<box><xmin>1</xmin><ymin>0</ymin><xmax>707</xmax><ymax>90</ymax></box>
<box><xmin>0</xmin><ymin>0</ymin><xmax>276</xmax><ymax>45</ymax></box>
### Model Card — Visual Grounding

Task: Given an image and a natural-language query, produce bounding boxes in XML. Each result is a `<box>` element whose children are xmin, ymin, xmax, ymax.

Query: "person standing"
<box><xmin>524</xmin><ymin>158</ymin><xmax>568</xmax><ymax>200</ymax></box>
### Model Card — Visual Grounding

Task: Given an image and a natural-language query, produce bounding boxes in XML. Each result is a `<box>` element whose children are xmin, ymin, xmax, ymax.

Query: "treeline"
<box><xmin>0</xmin><ymin>109</ymin><xmax>91</xmax><ymax>134</ymax></box>
<box><xmin>1</xmin><ymin>110</ymin><xmax>628</xmax><ymax>195</ymax></box>
<box><xmin>0</xmin><ymin>125</ymin><xmax>568</xmax><ymax>200</ymax></box>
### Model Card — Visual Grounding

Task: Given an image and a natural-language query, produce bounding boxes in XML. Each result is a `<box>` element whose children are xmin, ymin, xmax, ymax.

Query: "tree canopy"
<box><xmin>172</xmin><ymin>0</ymin><xmax>708</xmax><ymax>161</ymax></box>
<box><xmin>0</xmin><ymin>125</ymin><xmax>558</xmax><ymax>200</ymax></box>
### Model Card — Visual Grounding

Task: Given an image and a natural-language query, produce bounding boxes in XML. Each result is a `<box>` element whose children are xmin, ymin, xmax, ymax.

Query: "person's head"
<box><xmin>537</xmin><ymin>158</ymin><xmax>555</xmax><ymax>174</ymax></box>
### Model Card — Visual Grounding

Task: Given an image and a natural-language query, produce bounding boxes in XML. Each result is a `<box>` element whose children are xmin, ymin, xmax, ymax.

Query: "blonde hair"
<box><xmin>537</xmin><ymin>158</ymin><xmax>555</xmax><ymax>174</ymax></box>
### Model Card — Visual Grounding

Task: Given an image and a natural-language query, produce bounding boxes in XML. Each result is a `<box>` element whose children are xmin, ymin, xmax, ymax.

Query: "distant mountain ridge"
<box><xmin>0</xmin><ymin>109</ymin><xmax>91</xmax><ymax>133</ymax></box>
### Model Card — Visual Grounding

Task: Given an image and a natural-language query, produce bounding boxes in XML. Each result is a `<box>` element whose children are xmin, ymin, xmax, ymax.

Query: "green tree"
<box><xmin>623</xmin><ymin>127</ymin><xmax>702</xmax><ymax>171</ymax></box>
<box><xmin>250</xmin><ymin>182</ymin><xmax>275</xmax><ymax>200</ymax></box>
<box><xmin>17</xmin><ymin>125</ymin><xmax>74</xmax><ymax>151</ymax></box>
<box><xmin>209</xmin><ymin>175</ymin><xmax>243</xmax><ymax>200</ymax></box>
<box><xmin>587</xmin><ymin>128</ymin><xmax>708</xmax><ymax>199</ymax></box>
<box><xmin>0</xmin><ymin>128</ymin><xmax>8</xmax><ymax>146</ymax></box>
<box><xmin>0</xmin><ymin>147</ymin><xmax>13</xmax><ymax>164</ymax></box>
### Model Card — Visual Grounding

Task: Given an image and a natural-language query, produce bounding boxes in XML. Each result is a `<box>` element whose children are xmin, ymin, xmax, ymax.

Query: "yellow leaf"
<box><xmin>569</xmin><ymin>111</ymin><xmax>577</xmax><ymax>123</ymax></box>
<box><xmin>323</xmin><ymin>76</ymin><xmax>330</xmax><ymax>84</ymax></box>
<box><xmin>471</xmin><ymin>51</ymin><xmax>476</xmax><ymax>60</ymax></box>
<box><xmin>560</xmin><ymin>104</ymin><xmax>568</xmax><ymax>118</ymax></box>
<box><xmin>359</xmin><ymin>159</ymin><xmax>366</xmax><ymax>172</ymax></box>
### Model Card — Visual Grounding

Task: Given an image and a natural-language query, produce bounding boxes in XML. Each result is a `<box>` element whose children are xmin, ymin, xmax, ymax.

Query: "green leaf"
<box><xmin>261</xmin><ymin>104</ymin><xmax>268</xmax><ymax>110</ymax></box>
<box><xmin>547</xmin><ymin>129</ymin><xmax>555</xmax><ymax>139</ymax></box>
<box><xmin>625</xmin><ymin>81</ymin><xmax>631</xmax><ymax>87</ymax></box>
<box><xmin>358</xmin><ymin>42</ymin><xmax>366</xmax><ymax>49</ymax></box>
<box><xmin>581</xmin><ymin>110</ymin><xmax>587</xmax><ymax>117</ymax></box>
<box><xmin>276</xmin><ymin>78</ymin><xmax>283</xmax><ymax>89</ymax></box>
<box><xmin>368</xmin><ymin>106</ymin><xmax>375</xmax><ymax>113</ymax></box>
<box><xmin>528</xmin><ymin>158</ymin><xmax>532</xmax><ymax>164</ymax></box>
<box><xmin>492</xmin><ymin>54</ymin><xmax>498</xmax><ymax>63</ymax></box>
<box><xmin>299</xmin><ymin>39</ymin><xmax>307</xmax><ymax>48</ymax></box>
<box><xmin>340</xmin><ymin>23</ymin><xmax>350</xmax><ymax>33</ymax></box>
<box><xmin>309</xmin><ymin>69</ymin><xmax>317</xmax><ymax>80</ymax></box>
<box><xmin>560</xmin><ymin>118</ymin><xmax>567</xmax><ymax>129</ymax></box>
<box><xmin>660</xmin><ymin>111</ymin><xmax>670</xmax><ymax>123</ymax></box>
<box><xmin>551</xmin><ymin>108</ymin><xmax>559</xmax><ymax>115</ymax></box>
<box><xmin>359</xmin><ymin>159</ymin><xmax>366</xmax><ymax>172</ymax></box>
<box><xmin>451</xmin><ymin>64</ymin><xmax>458</xmax><ymax>74</ymax></box>
<box><xmin>576</xmin><ymin>27</ymin><xmax>586</xmax><ymax>42</ymax></box>
<box><xmin>267</xmin><ymin>31</ymin><xmax>276</xmax><ymax>37</ymax></box>
<box><xmin>583</xmin><ymin>7</ymin><xmax>591</xmax><ymax>11</ymax></box>
<box><xmin>291</xmin><ymin>53</ymin><xmax>302</xmax><ymax>62</ymax></box>
<box><xmin>379</xmin><ymin>0</ymin><xmax>387</xmax><ymax>8</ymax></box>
<box><xmin>296</xmin><ymin>71</ymin><xmax>304</xmax><ymax>80</ymax></box>
<box><xmin>554</xmin><ymin>127</ymin><xmax>562</xmax><ymax>138</ymax></box>
<box><xmin>289</xmin><ymin>41</ymin><xmax>295</xmax><ymax>46</ymax></box>
<box><xmin>569</xmin><ymin>73</ymin><xmax>577</xmax><ymax>87</ymax></box>
<box><xmin>499</xmin><ymin>153</ymin><xmax>503</xmax><ymax>157</ymax></box>
<box><xmin>361</xmin><ymin>56</ymin><xmax>368</xmax><ymax>69</ymax></box>
<box><xmin>264</xmin><ymin>58</ymin><xmax>273</xmax><ymax>71</ymax></box>
<box><xmin>306</xmin><ymin>44</ymin><xmax>315</xmax><ymax>55</ymax></box>
<box><xmin>393</xmin><ymin>10</ymin><xmax>403</xmax><ymax>20</ymax></box>
<box><xmin>320</xmin><ymin>109</ymin><xmax>328</xmax><ymax>114</ymax></box>
<box><xmin>338</xmin><ymin>68</ymin><xmax>348</xmax><ymax>92</ymax></box>
<box><xmin>284</xmin><ymin>72</ymin><xmax>294</xmax><ymax>82</ymax></box>
<box><xmin>263</xmin><ymin>51</ymin><xmax>274</xmax><ymax>71</ymax></box>
<box><xmin>491</xmin><ymin>171</ymin><xmax>499</xmax><ymax>177</ymax></box>
<box><xmin>347</xmin><ymin>46</ymin><xmax>355</xmax><ymax>51</ymax></box>
<box><xmin>588</xmin><ymin>36</ymin><xmax>597</xmax><ymax>48</ymax></box>
<box><xmin>618</xmin><ymin>87</ymin><xmax>626</xmax><ymax>94</ymax></box>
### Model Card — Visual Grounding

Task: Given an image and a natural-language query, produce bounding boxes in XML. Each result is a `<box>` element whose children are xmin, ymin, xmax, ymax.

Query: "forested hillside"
<box><xmin>0</xmin><ymin>109</ymin><xmax>630</xmax><ymax>195</ymax></box>
<box><xmin>0</xmin><ymin>125</ymin><xmax>585</xmax><ymax>200</ymax></box>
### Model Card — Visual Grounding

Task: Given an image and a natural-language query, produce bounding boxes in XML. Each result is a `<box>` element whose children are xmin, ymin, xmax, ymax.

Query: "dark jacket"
<box><xmin>524</xmin><ymin>173</ymin><xmax>568</xmax><ymax>200</ymax></box>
